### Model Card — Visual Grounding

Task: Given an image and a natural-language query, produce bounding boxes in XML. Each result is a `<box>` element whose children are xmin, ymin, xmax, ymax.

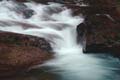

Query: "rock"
<box><xmin>83</xmin><ymin>0</ymin><xmax>120</xmax><ymax>22</ymax></box>
<box><xmin>84</xmin><ymin>0</ymin><xmax>117</xmax><ymax>6</ymax></box>
<box><xmin>78</xmin><ymin>15</ymin><xmax>120</xmax><ymax>52</ymax></box>
<box><xmin>15</xmin><ymin>2</ymin><xmax>34</xmax><ymax>19</ymax></box>
<box><xmin>0</xmin><ymin>31</ymin><xmax>53</xmax><ymax>76</ymax></box>
<box><xmin>63</xmin><ymin>0</ymin><xmax>120</xmax><ymax>19</ymax></box>
<box><xmin>22</xmin><ymin>9</ymin><xmax>34</xmax><ymax>18</ymax></box>
<box><xmin>77</xmin><ymin>0</ymin><xmax>120</xmax><ymax>56</ymax></box>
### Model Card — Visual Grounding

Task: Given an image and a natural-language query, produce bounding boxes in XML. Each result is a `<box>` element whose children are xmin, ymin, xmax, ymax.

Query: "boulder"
<box><xmin>0</xmin><ymin>31</ymin><xmax>53</xmax><ymax>76</ymax></box>
<box><xmin>77</xmin><ymin>0</ymin><xmax>120</xmax><ymax>56</ymax></box>
<box><xmin>77</xmin><ymin>15</ymin><xmax>120</xmax><ymax>52</ymax></box>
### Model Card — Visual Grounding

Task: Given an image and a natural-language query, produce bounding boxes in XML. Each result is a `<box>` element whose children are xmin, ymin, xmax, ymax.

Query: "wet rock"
<box><xmin>22</xmin><ymin>9</ymin><xmax>34</xmax><ymax>19</ymax></box>
<box><xmin>83</xmin><ymin>0</ymin><xmax>120</xmax><ymax>22</ymax></box>
<box><xmin>77</xmin><ymin>14</ymin><xmax>120</xmax><ymax>56</ymax></box>
<box><xmin>0</xmin><ymin>31</ymin><xmax>53</xmax><ymax>76</ymax></box>
<box><xmin>62</xmin><ymin>0</ymin><xmax>120</xmax><ymax>19</ymax></box>
<box><xmin>77</xmin><ymin>0</ymin><xmax>120</xmax><ymax>56</ymax></box>
<box><xmin>84</xmin><ymin>0</ymin><xmax>117</xmax><ymax>6</ymax></box>
<box><xmin>10</xmin><ymin>1</ymin><xmax>35</xmax><ymax>19</ymax></box>
<box><xmin>78</xmin><ymin>15</ymin><xmax>120</xmax><ymax>52</ymax></box>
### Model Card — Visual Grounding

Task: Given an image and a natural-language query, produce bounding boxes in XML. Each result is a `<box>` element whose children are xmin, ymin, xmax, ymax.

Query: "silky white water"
<box><xmin>0</xmin><ymin>1</ymin><xmax>120</xmax><ymax>80</ymax></box>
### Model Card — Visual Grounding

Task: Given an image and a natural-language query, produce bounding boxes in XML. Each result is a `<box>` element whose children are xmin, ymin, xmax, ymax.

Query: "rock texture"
<box><xmin>77</xmin><ymin>0</ymin><xmax>120</xmax><ymax>56</ymax></box>
<box><xmin>0</xmin><ymin>31</ymin><xmax>53</xmax><ymax>76</ymax></box>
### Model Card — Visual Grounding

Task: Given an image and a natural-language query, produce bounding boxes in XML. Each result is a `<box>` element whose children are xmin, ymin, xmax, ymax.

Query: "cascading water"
<box><xmin>0</xmin><ymin>1</ymin><xmax>120</xmax><ymax>80</ymax></box>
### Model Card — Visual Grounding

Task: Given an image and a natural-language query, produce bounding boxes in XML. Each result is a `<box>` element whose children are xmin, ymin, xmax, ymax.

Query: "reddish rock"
<box><xmin>78</xmin><ymin>15</ymin><xmax>120</xmax><ymax>52</ymax></box>
<box><xmin>84</xmin><ymin>0</ymin><xmax>117</xmax><ymax>6</ymax></box>
<box><xmin>0</xmin><ymin>31</ymin><xmax>53</xmax><ymax>76</ymax></box>
<box><xmin>77</xmin><ymin>0</ymin><xmax>120</xmax><ymax>56</ymax></box>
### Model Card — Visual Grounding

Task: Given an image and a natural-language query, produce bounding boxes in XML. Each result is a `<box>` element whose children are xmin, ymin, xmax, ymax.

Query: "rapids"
<box><xmin>0</xmin><ymin>0</ymin><xmax>120</xmax><ymax>80</ymax></box>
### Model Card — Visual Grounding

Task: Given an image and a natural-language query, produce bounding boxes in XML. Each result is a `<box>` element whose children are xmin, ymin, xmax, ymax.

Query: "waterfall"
<box><xmin>0</xmin><ymin>1</ymin><xmax>120</xmax><ymax>80</ymax></box>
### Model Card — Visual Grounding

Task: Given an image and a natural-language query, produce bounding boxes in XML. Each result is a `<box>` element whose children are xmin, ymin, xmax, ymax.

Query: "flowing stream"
<box><xmin>0</xmin><ymin>1</ymin><xmax>120</xmax><ymax>80</ymax></box>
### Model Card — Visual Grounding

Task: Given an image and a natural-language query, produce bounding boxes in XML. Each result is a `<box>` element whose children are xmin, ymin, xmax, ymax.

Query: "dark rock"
<box><xmin>77</xmin><ymin>0</ymin><xmax>120</xmax><ymax>56</ymax></box>
<box><xmin>84</xmin><ymin>0</ymin><xmax>117</xmax><ymax>6</ymax></box>
<box><xmin>10</xmin><ymin>1</ymin><xmax>35</xmax><ymax>19</ymax></box>
<box><xmin>77</xmin><ymin>13</ymin><xmax>120</xmax><ymax>55</ymax></box>
<box><xmin>0</xmin><ymin>31</ymin><xmax>53</xmax><ymax>76</ymax></box>
<box><xmin>22</xmin><ymin>9</ymin><xmax>34</xmax><ymax>19</ymax></box>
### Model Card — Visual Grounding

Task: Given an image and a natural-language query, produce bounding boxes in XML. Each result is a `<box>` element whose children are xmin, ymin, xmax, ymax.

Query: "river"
<box><xmin>0</xmin><ymin>1</ymin><xmax>120</xmax><ymax>80</ymax></box>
